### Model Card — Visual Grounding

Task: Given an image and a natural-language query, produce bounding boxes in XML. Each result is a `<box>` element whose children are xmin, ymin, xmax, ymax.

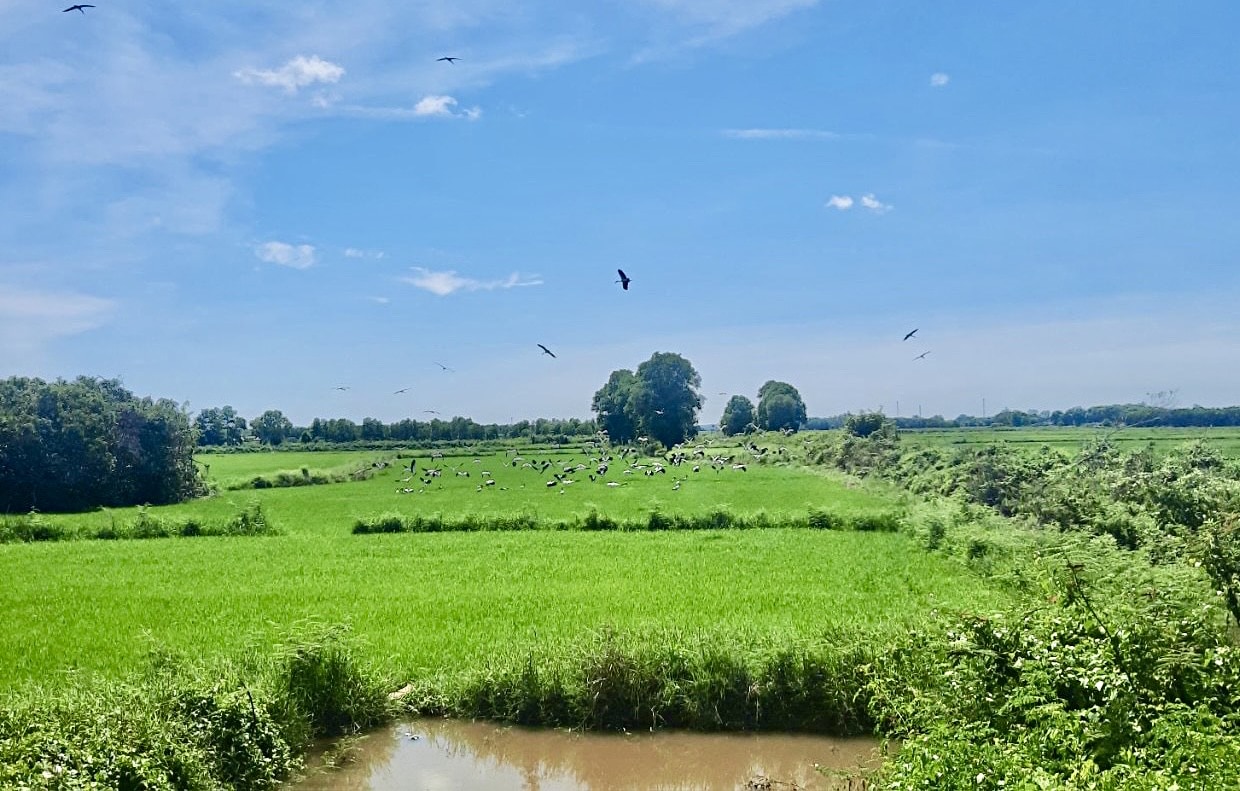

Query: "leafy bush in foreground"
<box><xmin>0</xmin><ymin>630</ymin><xmax>390</xmax><ymax>790</ymax></box>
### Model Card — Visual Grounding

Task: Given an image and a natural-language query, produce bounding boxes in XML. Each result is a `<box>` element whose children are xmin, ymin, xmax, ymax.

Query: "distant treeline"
<box><xmin>197</xmin><ymin>406</ymin><xmax>601</xmax><ymax>448</ymax></box>
<box><xmin>805</xmin><ymin>403</ymin><xmax>1240</xmax><ymax>431</ymax></box>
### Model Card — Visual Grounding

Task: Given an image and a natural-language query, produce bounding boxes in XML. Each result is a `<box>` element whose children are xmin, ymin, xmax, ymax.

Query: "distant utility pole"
<box><xmin>982</xmin><ymin>398</ymin><xmax>987</xmax><ymax>420</ymax></box>
<box><xmin>918</xmin><ymin>404</ymin><xmax>922</xmax><ymax>418</ymax></box>
<box><xmin>896</xmin><ymin>400</ymin><xmax>900</xmax><ymax>418</ymax></box>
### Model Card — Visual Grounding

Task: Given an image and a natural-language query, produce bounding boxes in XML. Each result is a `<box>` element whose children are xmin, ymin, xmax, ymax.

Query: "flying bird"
<box><xmin>615</xmin><ymin>269</ymin><xmax>631</xmax><ymax>291</ymax></box>
<box><xmin>436</xmin><ymin>56</ymin><xmax>460</xmax><ymax>63</ymax></box>
<box><xmin>537</xmin><ymin>344</ymin><xmax>557</xmax><ymax>358</ymax></box>
<box><xmin>393</xmin><ymin>387</ymin><xmax>410</xmax><ymax>394</ymax></box>
<box><xmin>903</xmin><ymin>328</ymin><xmax>919</xmax><ymax>341</ymax></box>
<box><xmin>63</xmin><ymin>4</ymin><xmax>95</xmax><ymax>12</ymax></box>
<box><xmin>423</xmin><ymin>409</ymin><xmax>441</xmax><ymax>415</ymax></box>
<box><xmin>433</xmin><ymin>361</ymin><xmax>454</xmax><ymax>372</ymax></box>
<box><xmin>913</xmin><ymin>351</ymin><xmax>931</xmax><ymax>361</ymax></box>
<box><xmin>333</xmin><ymin>386</ymin><xmax>351</xmax><ymax>391</ymax></box>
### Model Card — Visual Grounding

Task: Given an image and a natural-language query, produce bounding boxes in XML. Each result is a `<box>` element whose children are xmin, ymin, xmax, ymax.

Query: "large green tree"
<box><xmin>591</xmin><ymin>369</ymin><xmax>639</xmax><ymax>443</ymax></box>
<box><xmin>0</xmin><ymin>376</ymin><xmax>201</xmax><ymax>512</ymax></box>
<box><xmin>756</xmin><ymin>380</ymin><xmax>807</xmax><ymax>432</ymax></box>
<box><xmin>251</xmin><ymin>409</ymin><xmax>293</xmax><ymax>445</ymax></box>
<box><xmin>194</xmin><ymin>405</ymin><xmax>247</xmax><ymax>446</ymax></box>
<box><xmin>630</xmin><ymin>352</ymin><xmax>702</xmax><ymax>448</ymax></box>
<box><xmin>720</xmin><ymin>395</ymin><xmax>756</xmax><ymax>437</ymax></box>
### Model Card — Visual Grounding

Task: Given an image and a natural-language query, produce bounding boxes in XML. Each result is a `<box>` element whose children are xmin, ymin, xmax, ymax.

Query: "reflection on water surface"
<box><xmin>294</xmin><ymin>718</ymin><xmax>885</xmax><ymax>790</ymax></box>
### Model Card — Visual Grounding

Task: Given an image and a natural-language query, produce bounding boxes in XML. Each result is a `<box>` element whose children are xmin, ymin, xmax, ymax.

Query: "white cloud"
<box><xmin>401</xmin><ymin>267</ymin><xmax>543</xmax><ymax>296</ymax></box>
<box><xmin>859</xmin><ymin>193</ymin><xmax>893</xmax><ymax>214</ymax></box>
<box><xmin>0</xmin><ymin>286</ymin><xmax>115</xmax><ymax>353</ymax></box>
<box><xmin>367</xmin><ymin>296</ymin><xmax>390</xmax><ymax>304</ymax></box>
<box><xmin>930</xmin><ymin>72</ymin><xmax>951</xmax><ymax>88</ymax></box>
<box><xmin>255</xmin><ymin>241</ymin><xmax>316</xmax><ymax>269</ymax></box>
<box><xmin>412</xmin><ymin>95</ymin><xmax>482</xmax><ymax>120</ymax></box>
<box><xmin>722</xmin><ymin>128</ymin><xmax>839</xmax><ymax>141</ymax></box>
<box><xmin>345</xmin><ymin>248</ymin><xmax>385</xmax><ymax>259</ymax></box>
<box><xmin>825</xmin><ymin>195</ymin><xmax>854</xmax><ymax>210</ymax></box>
<box><xmin>234</xmin><ymin>55</ymin><xmax>345</xmax><ymax>94</ymax></box>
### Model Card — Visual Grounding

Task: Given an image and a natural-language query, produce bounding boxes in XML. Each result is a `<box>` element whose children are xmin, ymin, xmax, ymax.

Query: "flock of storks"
<box><xmin>390</xmin><ymin>435</ymin><xmax>775</xmax><ymax>496</ymax></box>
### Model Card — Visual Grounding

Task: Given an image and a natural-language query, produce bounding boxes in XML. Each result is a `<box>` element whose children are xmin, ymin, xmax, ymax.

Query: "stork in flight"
<box><xmin>63</xmin><ymin>4</ymin><xmax>95</xmax><ymax>13</ymax></box>
<box><xmin>903</xmin><ymin>328</ymin><xmax>919</xmax><ymax>341</ymax></box>
<box><xmin>537</xmin><ymin>344</ymin><xmax>557</xmax><ymax>358</ymax></box>
<box><xmin>913</xmin><ymin>351</ymin><xmax>931</xmax><ymax>361</ymax></box>
<box><xmin>437</xmin><ymin>57</ymin><xmax>460</xmax><ymax>64</ymax></box>
<box><xmin>615</xmin><ymin>269</ymin><xmax>631</xmax><ymax>291</ymax></box>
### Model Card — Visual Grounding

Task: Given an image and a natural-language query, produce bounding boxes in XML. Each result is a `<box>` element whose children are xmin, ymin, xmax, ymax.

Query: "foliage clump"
<box><xmin>0</xmin><ymin>376</ymin><xmax>203</xmax><ymax>512</ymax></box>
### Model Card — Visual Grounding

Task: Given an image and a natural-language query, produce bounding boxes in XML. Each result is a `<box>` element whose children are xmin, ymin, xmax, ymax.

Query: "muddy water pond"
<box><xmin>293</xmin><ymin>719</ymin><xmax>886</xmax><ymax>790</ymax></box>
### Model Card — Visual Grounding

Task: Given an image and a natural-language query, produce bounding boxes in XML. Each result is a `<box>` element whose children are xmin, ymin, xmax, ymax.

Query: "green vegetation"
<box><xmin>0</xmin><ymin>376</ymin><xmax>202</xmax><ymax>512</ymax></box>
<box><xmin>4</xmin><ymin>425</ymin><xmax>1240</xmax><ymax>788</ymax></box>
<box><xmin>756</xmin><ymin>380</ymin><xmax>807</xmax><ymax>433</ymax></box>
<box><xmin>593</xmin><ymin>351</ymin><xmax>703</xmax><ymax>446</ymax></box>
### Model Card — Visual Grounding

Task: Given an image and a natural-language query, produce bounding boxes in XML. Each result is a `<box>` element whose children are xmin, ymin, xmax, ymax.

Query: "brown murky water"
<box><xmin>292</xmin><ymin>719</ymin><xmax>886</xmax><ymax>790</ymax></box>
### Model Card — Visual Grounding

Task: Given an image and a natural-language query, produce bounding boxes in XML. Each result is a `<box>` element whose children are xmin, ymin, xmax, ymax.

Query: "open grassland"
<box><xmin>0</xmin><ymin>528</ymin><xmax>1005</xmax><ymax>686</ymax></box>
<box><xmin>43</xmin><ymin>445</ymin><xmax>899</xmax><ymax>538</ymax></box>
<box><xmin>900</xmin><ymin>425</ymin><xmax>1240</xmax><ymax>458</ymax></box>
<box><xmin>198</xmin><ymin>450</ymin><xmax>397</xmax><ymax>490</ymax></box>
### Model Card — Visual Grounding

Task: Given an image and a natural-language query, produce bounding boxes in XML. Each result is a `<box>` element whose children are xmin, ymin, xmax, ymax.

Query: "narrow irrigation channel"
<box><xmin>292</xmin><ymin>719</ymin><xmax>888</xmax><ymax>790</ymax></box>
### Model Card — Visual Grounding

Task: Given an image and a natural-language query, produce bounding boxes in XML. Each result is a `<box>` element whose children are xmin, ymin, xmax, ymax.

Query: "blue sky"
<box><xmin>2</xmin><ymin>1</ymin><xmax>1238</xmax><ymax>425</ymax></box>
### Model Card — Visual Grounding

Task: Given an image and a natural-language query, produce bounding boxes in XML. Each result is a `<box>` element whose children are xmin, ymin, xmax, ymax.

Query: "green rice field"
<box><xmin>0</xmin><ymin>444</ymin><xmax>1006</xmax><ymax>688</ymax></box>
<box><xmin>899</xmin><ymin>425</ymin><xmax>1240</xmax><ymax>458</ymax></box>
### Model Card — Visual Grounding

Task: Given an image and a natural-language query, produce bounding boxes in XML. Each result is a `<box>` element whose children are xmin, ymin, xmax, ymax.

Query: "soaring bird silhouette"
<box><xmin>333</xmin><ymin>385</ymin><xmax>351</xmax><ymax>391</ymax></box>
<box><xmin>393</xmin><ymin>387</ymin><xmax>410</xmax><ymax>394</ymax></box>
<box><xmin>537</xmin><ymin>344</ymin><xmax>557</xmax><ymax>358</ymax></box>
<box><xmin>615</xmin><ymin>269</ymin><xmax>631</xmax><ymax>291</ymax></box>
<box><xmin>903</xmin><ymin>328</ymin><xmax>919</xmax><ymax>341</ymax></box>
<box><xmin>913</xmin><ymin>351</ymin><xmax>931</xmax><ymax>361</ymax></box>
<box><xmin>63</xmin><ymin>4</ymin><xmax>95</xmax><ymax>12</ymax></box>
<box><xmin>423</xmin><ymin>409</ymin><xmax>441</xmax><ymax>415</ymax></box>
<box><xmin>433</xmin><ymin>361</ymin><xmax>454</xmax><ymax>372</ymax></box>
<box><xmin>437</xmin><ymin>56</ymin><xmax>460</xmax><ymax>64</ymax></box>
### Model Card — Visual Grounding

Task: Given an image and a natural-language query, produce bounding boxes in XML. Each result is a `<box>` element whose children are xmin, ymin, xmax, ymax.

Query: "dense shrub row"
<box><xmin>0</xmin><ymin>502</ymin><xmax>278</xmax><ymax>543</ymax></box>
<box><xmin>352</xmin><ymin>507</ymin><xmax>902</xmax><ymax>535</ymax></box>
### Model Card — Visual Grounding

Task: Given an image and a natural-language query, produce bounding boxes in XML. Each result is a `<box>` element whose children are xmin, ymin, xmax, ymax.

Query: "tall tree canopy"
<box><xmin>631</xmin><ymin>352</ymin><xmax>702</xmax><ymax>448</ymax></box>
<box><xmin>194</xmin><ymin>405</ymin><xmax>247</xmax><ymax>446</ymax></box>
<box><xmin>591</xmin><ymin>369</ymin><xmax>639</xmax><ymax>443</ymax></box>
<box><xmin>756</xmin><ymin>380</ymin><xmax>807</xmax><ymax>432</ymax></box>
<box><xmin>720</xmin><ymin>395</ymin><xmax>756</xmax><ymax>436</ymax></box>
<box><xmin>251</xmin><ymin>409</ymin><xmax>293</xmax><ymax>445</ymax></box>
<box><xmin>0</xmin><ymin>376</ymin><xmax>202</xmax><ymax>513</ymax></box>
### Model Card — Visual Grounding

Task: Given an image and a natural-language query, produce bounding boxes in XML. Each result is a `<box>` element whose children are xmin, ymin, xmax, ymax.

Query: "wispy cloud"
<box><xmin>402</xmin><ymin>267</ymin><xmax>543</xmax><ymax>296</ymax></box>
<box><xmin>345</xmin><ymin>248</ymin><xmax>385</xmax><ymax>260</ymax></box>
<box><xmin>930</xmin><ymin>72</ymin><xmax>951</xmax><ymax>88</ymax></box>
<box><xmin>255</xmin><ymin>241</ymin><xmax>316</xmax><ymax>269</ymax></box>
<box><xmin>632</xmin><ymin>0</ymin><xmax>821</xmax><ymax>58</ymax></box>
<box><xmin>234</xmin><ymin>55</ymin><xmax>345</xmax><ymax>94</ymax></box>
<box><xmin>415</xmin><ymin>95</ymin><xmax>482</xmax><ymax>120</ymax></box>
<box><xmin>825</xmin><ymin>195</ymin><xmax>854</xmax><ymax>210</ymax></box>
<box><xmin>0</xmin><ymin>286</ymin><xmax>115</xmax><ymax>354</ymax></box>
<box><xmin>341</xmin><ymin>95</ymin><xmax>483</xmax><ymax>121</ymax></box>
<box><xmin>859</xmin><ymin>193</ymin><xmax>893</xmax><ymax>214</ymax></box>
<box><xmin>366</xmin><ymin>296</ymin><xmax>391</xmax><ymax>304</ymax></box>
<box><xmin>722</xmin><ymin>128</ymin><xmax>839</xmax><ymax>141</ymax></box>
